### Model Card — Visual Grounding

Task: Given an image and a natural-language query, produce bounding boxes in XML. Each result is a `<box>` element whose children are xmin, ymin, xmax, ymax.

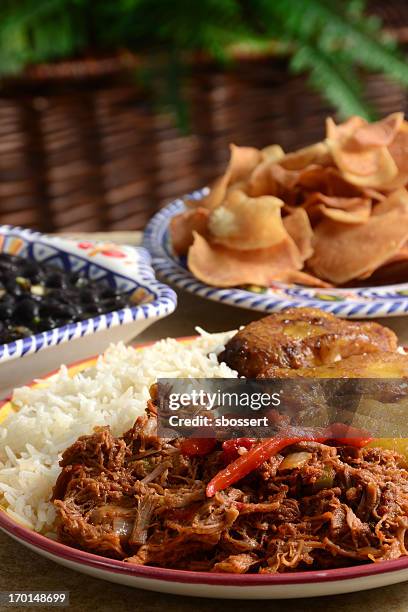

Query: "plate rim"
<box><xmin>143</xmin><ymin>193</ymin><xmax>408</xmax><ymax>318</ymax></box>
<box><xmin>2</xmin><ymin>343</ymin><xmax>408</xmax><ymax>588</ymax></box>
<box><xmin>2</xmin><ymin>507</ymin><xmax>408</xmax><ymax>587</ymax></box>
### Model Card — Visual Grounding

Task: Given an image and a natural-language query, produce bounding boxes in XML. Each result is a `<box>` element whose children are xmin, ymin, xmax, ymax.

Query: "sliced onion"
<box><xmin>129</xmin><ymin>497</ymin><xmax>156</xmax><ymax>546</ymax></box>
<box><xmin>278</xmin><ymin>452</ymin><xmax>312</xmax><ymax>471</ymax></box>
<box><xmin>313</xmin><ymin>466</ymin><xmax>335</xmax><ymax>491</ymax></box>
<box><xmin>143</xmin><ymin>417</ymin><xmax>157</xmax><ymax>437</ymax></box>
<box><xmin>112</xmin><ymin>517</ymin><xmax>134</xmax><ymax>538</ymax></box>
<box><xmin>141</xmin><ymin>461</ymin><xmax>170</xmax><ymax>484</ymax></box>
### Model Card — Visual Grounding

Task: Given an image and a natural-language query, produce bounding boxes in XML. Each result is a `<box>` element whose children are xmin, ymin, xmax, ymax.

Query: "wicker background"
<box><xmin>0</xmin><ymin>3</ymin><xmax>407</xmax><ymax>232</ymax></box>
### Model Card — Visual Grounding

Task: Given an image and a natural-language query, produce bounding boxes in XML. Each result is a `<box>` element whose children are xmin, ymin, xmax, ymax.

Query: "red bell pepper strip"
<box><xmin>206</xmin><ymin>424</ymin><xmax>372</xmax><ymax>497</ymax></box>
<box><xmin>325</xmin><ymin>423</ymin><xmax>372</xmax><ymax>448</ymax></box>
<box><xmin>206</xmin><ymin>436</ymin><xmax>301</xmax><ymax>497</ymax></box>
<box><xmin>180</xmin><ymin>438</ymin><xmax>217</xmax><ymax>457</ymax></box>
<box><xmin>222</xmin><ymin>438</ymin><xmax>257</xmax><ymax>463</ymax></box>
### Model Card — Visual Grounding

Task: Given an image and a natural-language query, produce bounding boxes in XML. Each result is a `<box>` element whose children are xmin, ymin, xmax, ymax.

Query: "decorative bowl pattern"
<box><xmin>0</xmin><ymin>225</ymin><xmax>177</xmax><ymax>395</ymax></box>
<box><xmin>144</xmin><ymin>189</ymin><xmax>408</xmax><ymax>319</ymax></box>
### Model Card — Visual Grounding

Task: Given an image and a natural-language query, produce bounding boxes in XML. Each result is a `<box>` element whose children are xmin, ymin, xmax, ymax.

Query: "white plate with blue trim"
<box><xmin>144</xmin><ymin>189</ymin><xmax>408</xmax><ymax>319</ymax></box>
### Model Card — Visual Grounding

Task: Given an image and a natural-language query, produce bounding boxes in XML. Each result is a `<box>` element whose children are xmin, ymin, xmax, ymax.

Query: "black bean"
<box><xmin>13</xmin><ymin>298</ymin><xmax>40</xmax><ymax>324</ymax></box>
<box><xmin>21</xmin><ymin>261</ymin><xmax>44</xmax><ymax>283</ymax></box>
<box><xmin>40</xmin><ymin>300</ymin><xmax>79</xmax><ymax>320</ymax></box>
<box><xmin>68</xmin><ymin>271</ymin><xmax>81</xmax><ymax>284</ymax></box>
<box><xmin>74</xmin><ymin>277</ymin><xmax>89</xmax><ymax>289</ymax></box>
<box><xmin>2</xmin><ymin>325</ymin><xmax>32</xmax><ymax>342</ymax></box>
<box><xmin>0</xmin><ymin>305</ymin><xmax>13</xmax><ymax>319</ymax></box>
<box><xmin>14</xmin><ymin>325</ymin><xmax>33</xmax><ymax>337</ymax></box>
<box><xmin>4</xmin><ymin>278</ymin><xmax>26</xmax><ymax>297</ymax></box>
<box><xmin>0</xmin><ymin>302</ymin><xmax>13</xmax><ymax>321</ymax></box>
<box><xmin>82</xmin><ymin>303</ymin><xmax>105</xmax><ymax>315</ymax></box>
<box><xmin>0</xmin><ymin>254</ymin><xmax>136</xmax><ymax>344</ymax></box>
<box><xmin>37</xmin><ymin>317</ymin><xmax>58</xmax><ymax>332</ymax></box>
<box><xmin>46</xmin><ymin>288</ymin><xmax>71</xmax><ymax>303</ymax></box>
<box><xmin>78</xmin><ymin>311</ymin><xmax>94</xmax><ymax>321</ymax></box>
<box><xmin>45</xmin><ymin>271</ymin><xmax>68</xmax><ymax>289</ymax></box>
<box><xmin>103</xmin><ymin>295</ymin><xmax>129</xmax><ymax>310</ymax></box>
<box><xmin>0</xmin><ymin>292</ymin><xmax>15</xmax><ymax>307</ymax></box>
<box><xmin>79</xmin><ymin>288</ymin><xmax>100</xmax><ymax>304</ymax></box>
<box><xmin>0</xmin><ymin>260</ymin><xmax>17</xmax><ymax>274</ymax></box>
<box><xmin>99</xmin><ymin>287</ymin><xmax>118</xmax><ymax>299</ymax></box>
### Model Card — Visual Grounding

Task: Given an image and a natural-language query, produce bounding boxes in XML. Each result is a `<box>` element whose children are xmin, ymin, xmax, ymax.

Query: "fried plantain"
<box><xmin>219</xmin><ymin>307</ymin><xmax>397</xmax><ymax>377</ymax></box>
<box><xmin>257</xmin><ymin>351</ymin><xmax>408</xmax><ymax>379</ymax></box>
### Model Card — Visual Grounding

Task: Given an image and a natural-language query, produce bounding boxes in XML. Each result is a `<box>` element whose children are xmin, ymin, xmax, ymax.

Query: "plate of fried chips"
<box><xmin>144</xmin><ymin>112</ymin><xmax>408</xmax><ymax>318</ymax></box>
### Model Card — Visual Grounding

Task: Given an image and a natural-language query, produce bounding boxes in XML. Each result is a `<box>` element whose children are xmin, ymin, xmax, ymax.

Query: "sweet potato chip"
<box><xmin>283</xmin><ymin>209</ymin><xmax>314</xmax><ymax>260</ymax></box>
<box><xmin>302</xmin><ymin>194</ymin><xmax>370</xmax><ymax>225</ymax></box>
<box><xmin>247</xmin><ymin>161</ymin><xmax>329</xmax><ymax>199</ymax></box>
<box><xmin>356</xmin><ymin>244</ymin><xmax>408</xmax><ymax>283</ymax></box>
<box><xmin>326</xmin><ymin>116</ymin><xmax>366</xmax><ymax>141</ymax></box>
<box><xmin>192</xmin><ymin>144</ymin><xmax>262</xmax><ymax>209</ymax></box>
<box><xmin>188</xmin><ymin>231</ymin><xmax>303</xmax><ymax>288</ymax></box>
<box><xmin>382</xmin><ymin>122</ymin><xmax>408</xmax><ymax>190</ymax></box>
<box><xmin>318</xmin><ymin>204</ymin><xmax>370</xmax><ymax>224</ymax></box>
<box><xmin>383</xmin><ymin>245</ymin><xmax>408</xmax><ymax>264</ymax></box>
<box><xmin>284</xmin><ymin>270</ymin><xmax>332</xmax><ymax>288</ymax></box>
<box><xmin>313</xmin><ymin>194</ymin><xmax>369</xmax><ymax>210</ymax></box>
<box><xmin>307</xmin><ymin>208</ymin><xmax>408</xmax><ymax>284</ymax></box>
<box><xmin>208</xmin><ymin>189</ymin><xmax>286</xmax><ymax>251</ymax></box>
<box><xmin>325</xmin><ymin>168</ymin><xmax>363</xmax><ymax>198</ymax></box>
<box><xmin>261</xmin><ymin>144</ymin><xmax>285</xmax><ymax>163</ymax></box>
<box><xmin>297</xmin><ymin>165</ymin><xmax>330</xmax><ymax>191</ymax></box>
<box><xmin>175</xmin><ymin>112</ymin><xmax>408</xmax><ymax>289</ymax></box>
<box><xmin>372</xmin><ymin>188</ymin><xmax>408</xmax><ymax>216</ymax></box>
<box><xmin>314</xmin><ymin>197</ymin><xmax>371</xmax><ymax>224</ymax></box>
<box><xmin>246</xmin><ymin>161</ymin><xmax>298</xmax><ymax>197</ymax></box>
<box><xmin>279</xmin><ymin>141</ymin><xmax>332</xmax><ymax>170</ymax></box>
<box><xmin>362</xmin><ymin>188</ymin><xmax>386</xmax><ymax>202</ymax></box>
<box><xmin>352</xmin><ymin>188</ymin><xmax>408</xmax><ymax>282</ymax></box>
<box><xmin>330</xmin><ymin>144</ymin><xmax>398</xmax><ymax>188</ymax></box>
<box><xmin>169</xmin><ymin>207</ymin><xmax>210</xmax><ymax>255</ymax></box>
<box><xmin>350</xmin><ymin>112</ymin><xmax>403</xmax><ymax>148</ymax></box>
<box><xmin>304</xmin><ymin>198</ymin><xmax>371</xmax><ymax>226</ymax></box>
<box><xmin>326</xmin><ymin>114</ymin><xmax>407</xmax><ymax>189</ymax></box>
<box><xmin>296</xmin><ymin>168</ymin><xmax>362</xmax><ymax>202</ymax></box>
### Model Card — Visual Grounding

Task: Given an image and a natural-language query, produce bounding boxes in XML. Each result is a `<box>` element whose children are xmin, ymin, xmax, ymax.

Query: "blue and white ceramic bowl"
<box><xmin>0</xmin><ymin>226</ymin><xmax>177</xmax><ymax>396</ymax></box>
<box><xmin>144</xmin><ymin>189</ymin><xmax>408</xmax><ymax>319</ymax></box>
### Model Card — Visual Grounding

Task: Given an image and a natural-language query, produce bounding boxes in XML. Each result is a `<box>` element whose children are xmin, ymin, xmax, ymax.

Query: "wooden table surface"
<box><xmin>2</xmin><ymin>232</ymin><xmax>408</xmax><ymax>611</ymax></box>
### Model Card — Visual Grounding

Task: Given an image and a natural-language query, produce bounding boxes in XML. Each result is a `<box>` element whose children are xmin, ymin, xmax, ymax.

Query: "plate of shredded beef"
<box><xmin>2</xmin><ymin>310</ymin><xmax>408</xmax><ymax>598</ymax></box>
<box><xmin>52</xmin><ymin>414</ymin><xmax>408</xmax><ymax>574</ymax></box>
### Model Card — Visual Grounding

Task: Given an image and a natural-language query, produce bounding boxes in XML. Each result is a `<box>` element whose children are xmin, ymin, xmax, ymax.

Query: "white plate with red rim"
<box><xmin>2</xmin><ymin>349</ymin><xmax>408</xmax><ymax>599</ymax></box>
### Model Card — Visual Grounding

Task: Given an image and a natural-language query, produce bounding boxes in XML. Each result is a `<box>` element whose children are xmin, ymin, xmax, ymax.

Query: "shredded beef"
<box><xmin>52</xmin><ymin>415</ymin><xmax>408</xmax><ymax>573</ymax></box>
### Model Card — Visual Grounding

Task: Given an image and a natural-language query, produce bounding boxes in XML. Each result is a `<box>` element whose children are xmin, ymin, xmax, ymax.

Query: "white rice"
<box><xmin>0</xmin><ymin>331</ymin><xmax>237</xmax><ymax>533</ymax></box>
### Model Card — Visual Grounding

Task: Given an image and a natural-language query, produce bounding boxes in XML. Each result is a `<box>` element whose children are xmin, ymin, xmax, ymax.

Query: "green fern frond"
<box><xmin>265</xmin><ymin>0</ymin><xmax>408</xmax><ymax>87</ymax></box>
<box><xmin>0</xmin><ymin>0</ymin><xmax>408</xmax><ymax>124</ymax></box>
<box><xmin>311</xmin><ymin>0</ymin><xmax>408</xmax><ymax>86</ymax></box>
<box><xmin>249</xmin><ymin>0</ymin><xmax>408</xmax><ymax>121</ymax></box>
<box><xmin>0</xmin><ymin>0</ymin><xmax>85</xmax><ymax>74</ymax></box>
<box><xmin>291</xmin><ymin>44</ymin><xmax>375</xmax><ymax>120</ymax></box>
